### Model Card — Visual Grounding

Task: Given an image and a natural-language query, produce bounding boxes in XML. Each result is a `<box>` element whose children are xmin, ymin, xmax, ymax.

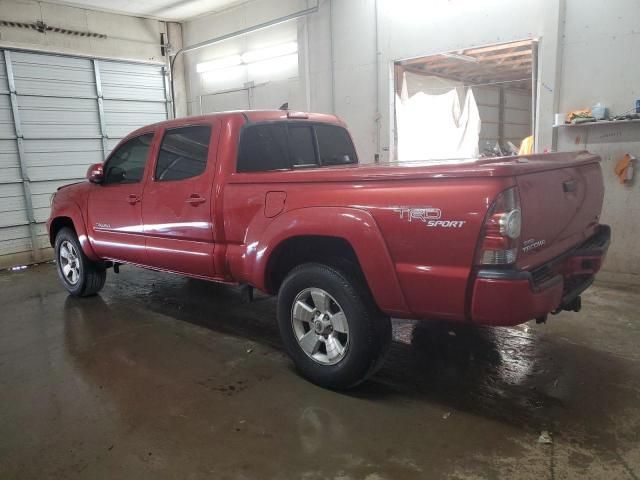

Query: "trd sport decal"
<box><xmin>392</xmin><ymin>207</ymin><xmax>466</xmax><ymax>229</ymax></box>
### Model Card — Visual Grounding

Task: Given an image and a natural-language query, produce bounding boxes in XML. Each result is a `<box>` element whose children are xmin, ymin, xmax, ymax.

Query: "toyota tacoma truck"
<box><xmin>47</xmin><ymin>110</ymin><xmax>610</xmax><ymax>389</ymax></box>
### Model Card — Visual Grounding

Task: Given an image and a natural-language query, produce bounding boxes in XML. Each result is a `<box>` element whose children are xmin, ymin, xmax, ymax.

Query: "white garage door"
<box><xmin>0</xmin><ymin>49</ymin><xmax>169</xmax><ymax>268</ymax></box>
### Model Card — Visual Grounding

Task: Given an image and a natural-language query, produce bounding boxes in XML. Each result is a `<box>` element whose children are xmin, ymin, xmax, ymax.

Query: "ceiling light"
<box><xmin>196</xmin><ymin>55</ymin><xmax>242</xmax><ymax>73</ymax></box>
<box><xmin>241</xmin><ymin>42</ymin><xmax>298</xmax><ymax>64</ymax></box>
<box><xmin>200</xmin><ymin>64</ymin><xmax>246</xmax><ymax>83</ymax></box>
<box><xmin>246</xmin><ymin>53</ymin><xmax>298</xmax><ymax>78</ymax></box>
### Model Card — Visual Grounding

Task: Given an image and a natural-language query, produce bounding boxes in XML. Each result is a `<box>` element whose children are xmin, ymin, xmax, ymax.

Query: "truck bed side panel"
<box><xmin>224</xmin><ymin>176</ymin><xmax>511</xmax><ymax>320</ymax></box>
<box><xmin>367</xmin><ymin>177</ymin><xmax>511</xmax><ymax>320</ymax></box>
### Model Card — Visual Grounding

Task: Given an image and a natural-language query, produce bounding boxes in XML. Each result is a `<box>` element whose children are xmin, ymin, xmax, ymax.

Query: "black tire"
<box><xmin>54</xmin><ymin>227</ymin><xmax>106</xmax><ymax>297</ymax></box>
<box><xmin>277</xmin><ymin>262</ymin><xmax>391</xmax><ymax>389</ymax></box>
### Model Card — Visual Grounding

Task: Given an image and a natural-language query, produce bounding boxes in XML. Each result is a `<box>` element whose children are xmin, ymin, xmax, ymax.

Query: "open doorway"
<box><xmin>393</xmin><ymin>39</ymin><xmax>536</xmax><ymax>161</ymax></box>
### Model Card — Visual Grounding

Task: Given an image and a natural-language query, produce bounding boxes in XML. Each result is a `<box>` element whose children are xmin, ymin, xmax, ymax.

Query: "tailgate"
<box><xmin>516</xmin><ymin>159</ymin><xmax>604</xmax><ymax>270</ymax></box>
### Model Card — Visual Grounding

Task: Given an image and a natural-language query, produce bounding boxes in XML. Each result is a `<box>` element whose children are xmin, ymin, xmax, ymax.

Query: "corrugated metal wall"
<box><xmin>0</xmin><ymin>49</ymin><xmax>168</xmax><ymax>269</ymax></box>
<box><xmin>475</xmin><ymin>86</ymin><xmax>532</xmax><ymax>152</ymax></box>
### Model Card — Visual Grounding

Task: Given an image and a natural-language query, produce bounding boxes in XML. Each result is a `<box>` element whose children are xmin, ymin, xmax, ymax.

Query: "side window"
<box><xmin>103</xmin><ymin>133</ymin><xmax>154</xmax><ymax>185</ymax></box>
<box><xmin>288</xmin><ymin>126</ymin><xmax>317</xmax><ymax>167</ymax></box>
<box><xmin>237</xmin><ymin>124</ymin><xmax>289</xmax><ymax>172</ymax></box>
<box><xmin>315</xmin><ymin>125</ymin><xmax>358</xmax><ymax>165</ymax></box>
<box><xmin>155</xmin><ymin>125</ymin><xmax>211</xmax><ymax>181</ymax></box>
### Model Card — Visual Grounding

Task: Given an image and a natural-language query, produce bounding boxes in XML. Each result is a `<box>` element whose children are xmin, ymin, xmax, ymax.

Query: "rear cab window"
<box><xmin>288</xmin><ymin>126</ymin><xmax>317</xmax><ymax>167</ymax></box>
<box><xmin>315</xmin><ymin>125</ymin><xmax>357</xmax><ymax>166</ymax></box>
<box><xmin>236</xmin><ymin>122</ymin><xmax>357</xmax><ymax>173</ymax></box>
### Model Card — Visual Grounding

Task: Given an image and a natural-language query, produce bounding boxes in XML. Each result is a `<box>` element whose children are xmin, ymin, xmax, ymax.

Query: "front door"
<box><xmin>87</xmin><ymin>132</ymin><xmax>155</xmax><ymax>265</ymax></box>
<box><xmin>141</xmin><ymin>123</ymin><xmax>217</xmax><ymax>277</ymax></box>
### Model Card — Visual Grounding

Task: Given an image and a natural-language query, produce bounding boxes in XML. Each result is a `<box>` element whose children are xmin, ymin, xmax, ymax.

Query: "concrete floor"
<box><xmin>0</xmin><ymin>264</ymin><xmax>639</xmax><ymax>480</ymax></box>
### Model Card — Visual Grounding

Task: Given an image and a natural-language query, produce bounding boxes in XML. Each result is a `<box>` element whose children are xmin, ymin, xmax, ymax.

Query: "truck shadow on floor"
<box><xmin>66</xmin><ymin>268</ymin><xmax>639</xmax><ymax>446</ymax></box>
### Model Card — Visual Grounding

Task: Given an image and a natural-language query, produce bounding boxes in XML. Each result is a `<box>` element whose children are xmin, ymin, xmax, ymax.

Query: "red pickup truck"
<box><xmin>48</xmin><ymin>110</ymin><xmax>610</xmax><ymax>389</ymax></box>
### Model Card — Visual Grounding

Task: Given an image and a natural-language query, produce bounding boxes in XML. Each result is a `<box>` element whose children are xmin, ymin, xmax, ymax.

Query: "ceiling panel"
<box><xmin>42</xmin><ymin>0</ymin><xmax>249</xmax><ymax>21</ymax></box>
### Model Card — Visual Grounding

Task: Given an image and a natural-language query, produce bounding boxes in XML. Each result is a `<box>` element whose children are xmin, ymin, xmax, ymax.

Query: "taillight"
<box><xmin>476</xmin><ymin>187</ymin><xmax>522</xmax><ymax>265</ymax></box>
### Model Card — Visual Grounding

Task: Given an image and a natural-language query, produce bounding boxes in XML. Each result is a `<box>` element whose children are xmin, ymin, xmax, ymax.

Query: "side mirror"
<box><xmin>87</xmin><ymin>163</ymin><xmax>104</xmax><ymax>184</ymax></box>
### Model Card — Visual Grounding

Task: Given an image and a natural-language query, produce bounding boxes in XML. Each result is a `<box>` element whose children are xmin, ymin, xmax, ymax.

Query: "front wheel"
<box><xmin>54</xmin><ymin>227</ymin><xmax>106</xmax><ymax>297</ymax></box>
<box><xmin>277</xmin><ymin>263</ymin><xmax>391</xmax><ymax>389</ymax></box>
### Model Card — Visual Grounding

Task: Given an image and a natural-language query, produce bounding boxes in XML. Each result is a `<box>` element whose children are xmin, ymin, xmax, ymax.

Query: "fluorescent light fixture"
<box><xmin>196</xmin><ymin>55</ymin><xmax>242</xmax><ymax>73</ymax></box>
<box><xmin>241</xmin><ymin>42</ymin><xmax>298</xmax><ymax>64</ymax></box>
<box><xmin>200</xmin><ymin>64</ymin><xmax>246</xmax><ymax>83</ymax></box>
<box><xmin>246</xmin><ymin>53</ymin><xmax>298</xmax><ymax>78</ymax></box>
<box><xmin>196</xmin><ymin>42</ymin><xmax>298</xmax><ymax>75</ymax></box>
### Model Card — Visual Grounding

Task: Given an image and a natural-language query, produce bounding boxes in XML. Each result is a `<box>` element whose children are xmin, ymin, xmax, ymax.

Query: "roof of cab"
<box><xmin>141</xmin><ymin>110</ymin><xmax>343</xmax><ymax>131</ymax></box>
<box><xmin>120</xmin><ymin>110</ymin><xmax>347</xmax><ymax>148</ymax></box>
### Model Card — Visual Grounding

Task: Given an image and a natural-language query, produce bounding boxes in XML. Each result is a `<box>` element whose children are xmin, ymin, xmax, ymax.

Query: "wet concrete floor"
<box><xmin>1</xmin><ymin>263</ymin><xmax>639</xmax><ymax>479</ymax></box>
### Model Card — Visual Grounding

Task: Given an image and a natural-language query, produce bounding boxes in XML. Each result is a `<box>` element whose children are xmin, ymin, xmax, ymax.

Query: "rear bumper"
<box><xmin>470</xmin><ymin>225</ymin><xmax>611</xmax><ymax>326</ymax></box>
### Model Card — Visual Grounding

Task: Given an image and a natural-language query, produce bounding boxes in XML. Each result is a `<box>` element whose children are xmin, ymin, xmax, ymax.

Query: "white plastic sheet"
<box><xmin>396</xmin><ymin>73</ymin><xmax>481</xmax><ymax>161</ymax></box>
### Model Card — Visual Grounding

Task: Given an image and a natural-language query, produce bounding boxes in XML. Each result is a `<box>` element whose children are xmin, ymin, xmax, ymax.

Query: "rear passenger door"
<box><xmin>141</xmin><ymin>123</ymin><xmax>219</xmax><ymax>277</ymax></box>
<box><xmin>224</xmin><ymin>120</ymin><xmax>360</xmax><ymax>255</ymax></box>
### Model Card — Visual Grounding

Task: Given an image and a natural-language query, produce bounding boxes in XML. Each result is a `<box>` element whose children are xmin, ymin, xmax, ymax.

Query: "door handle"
<box><xmin>186</xmin><ymin>194</ymin><xmax>206</xmax><ymax>206</ymax></box>
<box><xmin>127</xmin><ymin>194</ymin><xmax>141</xmax><ymax>205</ymax></box>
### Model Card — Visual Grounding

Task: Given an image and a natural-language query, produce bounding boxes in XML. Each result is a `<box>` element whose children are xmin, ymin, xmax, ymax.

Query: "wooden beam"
<box><xmin>475</xmin><ymin>49</ymin><xmax>533</xmax><ymax>62</ymax></box>
<box><xmin>394</xmin><ymin>63</ymin><xmax>404</xmax><ymax>95</ymax></box>
<box><xmin>403</xmin><ymin>66</ymin><xmax>436</xmax><ymax>77</ymax></box>
<box><xmin>402</xmin><ymin>46</ymin><xmax>532</xmax><ymax>69</ymax></box>
<box><xmin>401</xmin><ymin>40</ymin><xmax>533</xmax><ymax>67</ymax></box>
<box><xmin>395</xmin><ymin>40</ymin><xmax>535</xmax><ymax>91</ymax></box>
<box><xmin>401</xmin><ymin>55</ymin><xmax>448</xmax><ymax>66</ymax></box>
<box><xmin>420</xmin><ymin>60</ymin><xmax>530</xmax><ymax>78</ymax></box>
<box><xmin>413</xmin><ymin>53</ymin><xmax>531</xmax><ymax>71</ymax></box>
<box><xmin>416</xmin><ymin>57</ymin><xmax>476</xmax><ymax>69</ymax></box>
<box><xmin>464</xmin><ymin>39</ymin><xmax>532</xmax><ymax>55</ymax></box>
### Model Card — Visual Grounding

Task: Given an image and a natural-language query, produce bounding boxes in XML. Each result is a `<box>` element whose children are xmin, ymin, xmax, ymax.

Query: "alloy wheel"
<box><xmin>59</xmin><ymin>240</ymin><xmax>81</xmax><ymax>285</ymax></box>
<box><xmin>291</xmin><ymin>287</ymin><xmax>350</xmax><ymax>365</ymax></box>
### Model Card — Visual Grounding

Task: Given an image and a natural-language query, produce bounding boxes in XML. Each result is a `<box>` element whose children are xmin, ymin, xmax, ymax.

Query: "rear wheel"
<box><xmin>54</xmin><ymin>227</ymin><xmax>106</xmax><ymax>297</ymax></box>
<box><xmin>277</xmin><ymin>262</ymin><xmax>391</xmax><ymax>389</ymax></box>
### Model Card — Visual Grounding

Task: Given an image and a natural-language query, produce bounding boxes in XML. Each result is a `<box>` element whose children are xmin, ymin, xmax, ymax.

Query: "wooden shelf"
<box><xmin>554</xmin><ymin>118</ymin><xmax>640</xmax><ymax>128</ymax></box>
